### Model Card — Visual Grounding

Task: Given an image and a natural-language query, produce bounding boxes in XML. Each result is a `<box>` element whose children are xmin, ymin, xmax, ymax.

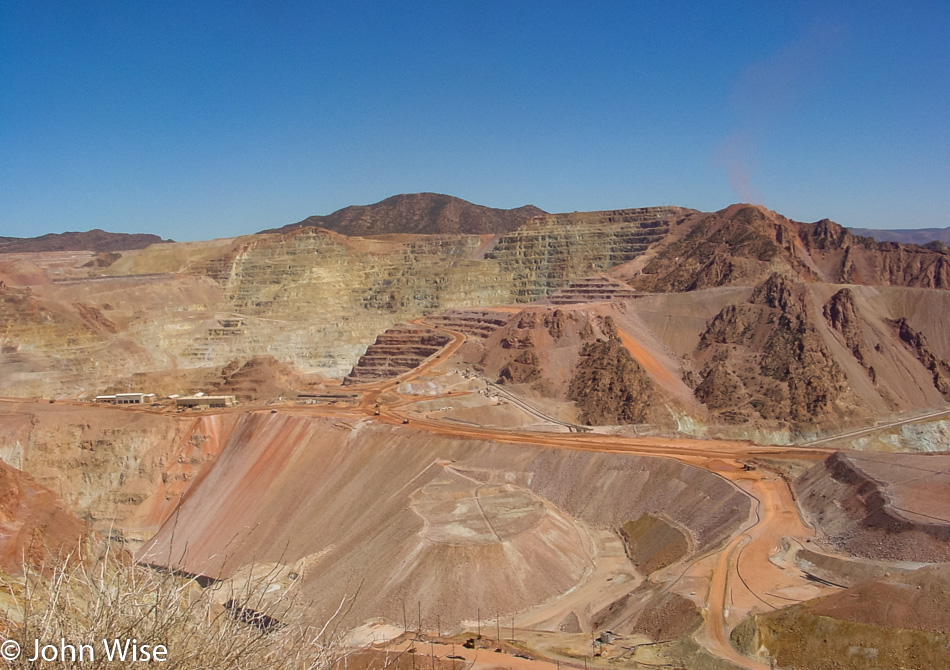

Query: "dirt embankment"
<box><xmin>734</xmin><ymin>563</ymin><xmax>950</xmax><ymax>670</ymax></box>
<box><xmin>138</xmin><ymin>413</ymin><xmax>751</xmax><ymax>631</ymax></box>
<box><xmin>0</xmin><ymin>460</ymin><xmax>88</xmax><ymax>574</ymax></box>
<box><xmin>796</xmin><ymin>451</ymin><xmax>950</xmax><ymax>562</ymax></box>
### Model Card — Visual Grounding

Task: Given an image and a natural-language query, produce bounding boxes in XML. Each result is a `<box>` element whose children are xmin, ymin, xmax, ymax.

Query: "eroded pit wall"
<box><xmin>0</xmin><ymin>400</ymin><xmax>239</xmax><ymax>549</ymax></box>
<box><xmin>138</xmin><ymin>412</ymin><xmax>750</xmax><ymax>629</ymax></box>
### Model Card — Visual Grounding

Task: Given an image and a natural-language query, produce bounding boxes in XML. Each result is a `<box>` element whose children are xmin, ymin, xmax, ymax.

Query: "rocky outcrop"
<box><xmin>498</xmin><ymin>349</ymin><xmax>542</xmax><ymax>384</ymax></box>
<box><xmin>569</xmin><ymin>319</ymin><xmax>657</xmax><ymax>425</ymax></box>
<box><xmin>630</xmin><ymin>205</ymin><xmax>817</xmax><ymax>292</ymax></box>
<box><xmin>894</xmin><ymin>317</ymin><xmax>950</xmax><ymax>398</ymax></box>
<box><xmin>694</xmin><ymin>274</ymin><xmax>857</xmax><ymax>427</ymax></box>
<box><xmin>823</xmin><ymin>289</ymin><xmax>870</xmax><ymax>366</ymax></box>
<box><xmin>628</xmin><ymin>204</ymin><xmax>950</xmax><ymax>292</ymax></box>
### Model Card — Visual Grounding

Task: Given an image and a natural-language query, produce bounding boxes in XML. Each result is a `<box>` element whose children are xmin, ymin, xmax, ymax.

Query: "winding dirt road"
<box><xmin>331</xmin><ymin>322</ymin><xmax>837</xmax><ymax>669</ymax></box>
<box><xmin>24</xmin><ymin>320</ymin><xmax>832</xmax><ymax>669</ymax></box>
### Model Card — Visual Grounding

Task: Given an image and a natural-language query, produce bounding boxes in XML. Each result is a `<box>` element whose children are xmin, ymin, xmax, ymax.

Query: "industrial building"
<box><xmin>175</xmin><ymin>395</ymin><xmax>236</xmax><ymax>408</ymax></box>
<box><xmin>95</xmin><ymin>392</ymin><xmax>157</xmax><ymax>404</ymax></box>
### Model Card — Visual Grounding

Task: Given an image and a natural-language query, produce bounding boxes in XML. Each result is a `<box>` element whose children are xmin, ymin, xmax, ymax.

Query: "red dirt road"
<box><xmin>321</xmin><ymin>322</ymin><xmax>831</xmax><ymax>669</ymax></box>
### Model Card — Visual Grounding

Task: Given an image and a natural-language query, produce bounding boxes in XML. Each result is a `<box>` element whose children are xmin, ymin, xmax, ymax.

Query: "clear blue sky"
<box><xmin>2</xmin><ymin>1</ymin><xmax>948</xmax><ymax>240</ymax></box>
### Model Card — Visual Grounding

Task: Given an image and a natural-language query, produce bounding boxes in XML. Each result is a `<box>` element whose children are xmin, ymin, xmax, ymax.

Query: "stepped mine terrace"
<box><xmin>4</xmin><ymin>314</ymin><xmax>947</xmax><ymax>670</ymax></box>
<box><xmin>3</xmin><ymin>200</ymin><xmax>950</xmax><ymax>670</ymax></box>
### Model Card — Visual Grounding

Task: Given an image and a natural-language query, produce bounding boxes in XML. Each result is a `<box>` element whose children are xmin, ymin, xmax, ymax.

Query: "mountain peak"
<box><xmin>261</xmin><ymin>193</ymin><xmax>546</xmax><ymax>236</ymax></box>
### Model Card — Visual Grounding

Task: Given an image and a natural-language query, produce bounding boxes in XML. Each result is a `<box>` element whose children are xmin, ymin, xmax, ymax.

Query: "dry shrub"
<box><xmin>1</xmin><ymin>540</ymin><xmax>350</xmax><ymax>669</ymax></box>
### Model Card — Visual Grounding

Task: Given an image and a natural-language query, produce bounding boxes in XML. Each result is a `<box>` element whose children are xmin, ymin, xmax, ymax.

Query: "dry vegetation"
<box><xmin>0</xmin><ymin>540</ymin><xmax>349</xmax><ymax>669</ymax></box>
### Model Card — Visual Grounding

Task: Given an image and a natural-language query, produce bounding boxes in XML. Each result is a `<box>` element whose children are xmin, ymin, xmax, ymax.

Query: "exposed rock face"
<box><xmin>424</xmin><ymin>309</ymin><xmax>512</xmax><ymax>340</ymax></box>
<box><xmin>545</xmin><ymin>276</ymin><xmax>640</xmax><ymax>305</ymax></box>
<box><xmin>627</xmin><ymin>204</ymin><xmax>950</xmax><ymax>292</ymax></box>
<box><xmin>569</xmin><ymin>328</ymin><xmax>657</xmax><ymax>425</ymax></box>
<box><xmin>485</xmin><ymin>207</ymin><xmax>679</xmax><ymax>301</ymax></box>
<box><xmin>179</xmin><ymin>209</ymin><xmax>675</xmax><ymax>378</ymax></box>
<box><xmin>6</xmin><ymin>198</ymin><xmax>950</xmax><ymax>432</ymax></box>
<box><xmin>265</xmin><ymin>193</ymin><xmax>545</xmax><ymax>236</ymax></box>
<box><xmin>694</xmin><ymin>274</ymin><xmax>857</xmax><ymax>427</ymax></box>
<box><xmin>630</xmin><ymin>205</ymin><xmax>816</xmax><ymax>292</ymax></box>
<box><xmin>0</xmin><ymin>401</ymin><xmax>237</xmax><ymax>549</ymax></box>
<box><xmin>498</xmin><ymin>349</ymin><xmax>542</xmax><ymax>384</ymax></box>
<box><xmin>894</xmin><ymin>317</ymin><xmax>950</xmax><ymax>398</ymax></box>
<box><xmin>477</xmin><ymin>308</ymin><xmax>608</xmax><ymax>400</ymax></box>
<box><xmin>823</xmin><ymin>288</ymin><xmax>872</xmax><ymax>371</ymax></box>
<box><xmin>0</xmin><ymin>204</ymin><xmax>672</xmax><ymax>397</ymax></box>
<box><xmin>0</xmin><ymin>229</ymin><xmax>170</xmax><ymax>254</ymax></box>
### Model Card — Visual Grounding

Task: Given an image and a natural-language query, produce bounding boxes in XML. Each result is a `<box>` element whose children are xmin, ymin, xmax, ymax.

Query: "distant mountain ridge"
<box><xmin>262</xmin><ymin>193</ymin><xmax>546</xmax><ymax>236</ymax></box>
<box><xmin>849</xmin><ymin>226</ymin><xmax>950</xmax><ymax>245</ymax></box>
<box><xmin>0</xmin><ymin>229</ymin><xmax>172</xmax><ymax>254</ymax></box>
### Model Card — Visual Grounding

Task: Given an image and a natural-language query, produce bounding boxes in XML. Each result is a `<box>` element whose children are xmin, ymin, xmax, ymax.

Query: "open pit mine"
<box><xmin>2</xmin><ymin>193</ymin><xmax>950</xmax><ymax>670</ymax></box>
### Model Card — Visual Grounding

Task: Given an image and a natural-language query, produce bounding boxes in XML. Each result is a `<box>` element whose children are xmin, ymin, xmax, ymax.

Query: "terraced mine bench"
<box><xmin>343</xmin><ymin>323</ymin><xmax>452</xmax><ymax>384</ymax></box>
<box><xmin>545</xmin><ymin>276</ymin><xmax>642</xmax><ymax>305</ymax></box>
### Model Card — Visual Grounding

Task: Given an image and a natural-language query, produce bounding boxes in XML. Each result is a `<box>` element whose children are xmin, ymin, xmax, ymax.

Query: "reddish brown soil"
<box><xmin>0</xmin><ymin>461</ymin><xmax>88</xmax><ymax>574</ymax></box>
<box><xmin>797</xmin><ymin>451</ymin><xmax>950</xmax><ymax>562</ymax></box>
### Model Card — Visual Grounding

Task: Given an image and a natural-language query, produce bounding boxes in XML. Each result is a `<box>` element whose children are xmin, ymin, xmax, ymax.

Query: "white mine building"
<box><xmin>94</xmin><ymin>392</ymin><xmax>157</xmax><ymax>404</ymax></box>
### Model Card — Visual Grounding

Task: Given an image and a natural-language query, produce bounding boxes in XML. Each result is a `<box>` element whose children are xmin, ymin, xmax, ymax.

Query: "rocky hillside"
<box><xmin>264</xmin><ymin>193</ymin><xmax>545</xmax><ymax>236</ymax></box>
<box><xmin>5</xmin><ymin>197</ymin><xmax>950</xmax><ymax>436</ymax></box>
<box><xmin>691</xmin><ymin>274</ymin><xmax>859</xmax><ymax>428</ymax></box>
<box><xmin>622</xmin><ymin>204</ymin><xmax>950</xmax><ymax>291</ymax></box>
<box><xmin>568</xmin><ymin>320</ymin><xmax>658</xmax><ymax>425</ymax></box>
<box><xmin>0</xmin><ymin>229</ymin><xmax>171</xmax><ymax>254</ymax></box>
<box><xmin>796</xmin><ymin>451</ymin><xmax>950</xmax><ymax>562</ymax></box>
